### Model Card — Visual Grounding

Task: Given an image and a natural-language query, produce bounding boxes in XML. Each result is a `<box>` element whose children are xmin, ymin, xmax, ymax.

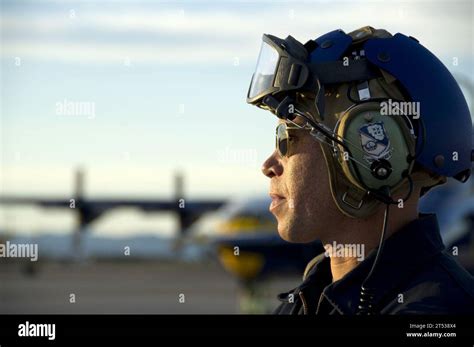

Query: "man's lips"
<box><xmin>269</xmin><ymin>193</ymin><xmax>286</xmax><ymax>211</ymax></box>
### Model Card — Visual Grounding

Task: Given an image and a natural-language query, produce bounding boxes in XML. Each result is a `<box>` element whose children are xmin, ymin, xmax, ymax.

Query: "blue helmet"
<box><xmin>310</xmin><ymin>29</ymin><xmax>472</xmax><ymax>182</ymax></box>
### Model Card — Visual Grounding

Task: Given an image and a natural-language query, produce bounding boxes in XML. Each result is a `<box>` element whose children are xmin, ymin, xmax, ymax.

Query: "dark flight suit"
<box><xmin>274</xmin><ymin>214</ymin><xmax>474</xmax><ymax>314</ymax></box>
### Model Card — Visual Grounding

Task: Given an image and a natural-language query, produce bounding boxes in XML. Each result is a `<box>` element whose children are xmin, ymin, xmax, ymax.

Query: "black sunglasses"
<box><xmin>275</xmin><ymin>122</ymin><xmax>312</xmax><ymax>157</ymax></box>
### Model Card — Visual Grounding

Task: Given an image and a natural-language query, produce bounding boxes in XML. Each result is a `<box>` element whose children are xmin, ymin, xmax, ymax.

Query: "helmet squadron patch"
<box><xmin>359</xmin><ymin>122</ymin><xmax>393</xmax><ymax>163</ymax></box>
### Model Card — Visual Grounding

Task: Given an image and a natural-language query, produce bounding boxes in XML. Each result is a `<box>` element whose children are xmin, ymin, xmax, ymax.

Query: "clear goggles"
<box><xmin>247</xmin><ymin>34</ymin><xmax>313</xmax><ymax>109</ymax></box>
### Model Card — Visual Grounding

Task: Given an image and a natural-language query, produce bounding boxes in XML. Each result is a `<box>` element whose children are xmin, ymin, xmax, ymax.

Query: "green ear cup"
<box><xmin>336</xmin><ymin>102</ymin><xmax>416</xmax><ymax>191</ymax></box>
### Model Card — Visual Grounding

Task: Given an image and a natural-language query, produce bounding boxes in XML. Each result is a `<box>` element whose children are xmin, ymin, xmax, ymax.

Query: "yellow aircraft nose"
<box><xmin>217</xmin><ymin>246</ymin><xmax>265</xmax><ymax>281</ymax></box>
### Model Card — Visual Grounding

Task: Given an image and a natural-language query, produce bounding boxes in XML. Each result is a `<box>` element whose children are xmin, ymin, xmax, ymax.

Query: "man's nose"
<box><xmin>261</xmin><ymin>150</ymin><xmax>283</xmax><ymax>178</ymax></box>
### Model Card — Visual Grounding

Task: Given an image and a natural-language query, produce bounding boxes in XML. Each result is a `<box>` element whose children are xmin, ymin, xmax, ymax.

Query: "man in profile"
<box><xmin>247</xmin><ymin>26</ymin><xmax>474</xmax><ymax>314</ymax></box>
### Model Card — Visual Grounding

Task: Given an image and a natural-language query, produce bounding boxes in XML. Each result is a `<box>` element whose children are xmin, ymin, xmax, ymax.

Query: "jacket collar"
<box><xmin>300</xmin><ymin>214</ymin><xmax>445</xmax><ymax>314</ymax></box>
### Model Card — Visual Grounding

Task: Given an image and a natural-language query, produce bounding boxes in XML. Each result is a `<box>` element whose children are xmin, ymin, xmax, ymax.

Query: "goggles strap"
<box><xmin>307</xmin><ymin>60</ymin><xmax>378</xmax><ymax>86</ymax></box>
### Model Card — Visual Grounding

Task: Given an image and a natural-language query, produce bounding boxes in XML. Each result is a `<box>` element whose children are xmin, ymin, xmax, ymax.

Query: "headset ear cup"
<box><xmin>319</xmin><ymin>101</ymin><xmax>416</xmax><ymax>218</ymax></box>
<box><xmin>335</xmin><ymin>102</ymin><xmax>415</xmax><ymax>192</ymax></box>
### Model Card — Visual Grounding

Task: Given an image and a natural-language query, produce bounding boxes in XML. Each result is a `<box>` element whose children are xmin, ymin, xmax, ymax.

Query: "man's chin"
<box><xmin>277</xmin><ymin>220</ymin><xmax>319</xmax><ymax>243</ymax></box>
<box><xmin>277</xmin><ymin>222</ymin><xmax>301</xmax><ymax>243</ymax></box>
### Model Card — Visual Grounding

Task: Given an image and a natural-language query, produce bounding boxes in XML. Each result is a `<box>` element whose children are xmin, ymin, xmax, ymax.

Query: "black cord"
<box><xmin>296</xmin><ymin>112</ymin><xmax>351</xmax><ymax>152</ymax></box>
<box><xmin>357</xmin><ymin>201</ymin><xmax>390</xmax><ymax>315</ymax></box>
<box><xmin>367</xmin><ymin>173</ymin><xmax>413</xmax><ymax>206</ymax></box>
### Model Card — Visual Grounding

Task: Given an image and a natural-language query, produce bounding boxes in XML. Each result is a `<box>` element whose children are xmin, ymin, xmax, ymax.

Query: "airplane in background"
<box><xmin>0</xmin><ymin>168</ymin><xmax>226</xmax><ymax>258</ymax></box>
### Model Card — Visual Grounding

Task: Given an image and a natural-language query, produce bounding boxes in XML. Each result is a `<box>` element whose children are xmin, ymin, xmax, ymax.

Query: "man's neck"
<box><xmin>323</xmin><ymin>202</ymin><xmax>419</xmax><ymax>283</ymax></box>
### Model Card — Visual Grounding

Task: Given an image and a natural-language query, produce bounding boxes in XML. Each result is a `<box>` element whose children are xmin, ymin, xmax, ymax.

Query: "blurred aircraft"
<box><xmin>0</xmin><ymin>169</ymin><xmax>224</xmax><ymax>234</ymax></box>
<box><xmin>0</xmin><ymin>169</ymin><xmax>226</xmax><ymax>260</ymax></box>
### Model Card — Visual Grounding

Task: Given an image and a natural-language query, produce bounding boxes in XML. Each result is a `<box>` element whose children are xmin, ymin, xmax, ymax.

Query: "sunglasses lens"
<box><xmin>276</xmin><ymin>124</ymin><xmax>288</xmax><ymax>156</ymax></box>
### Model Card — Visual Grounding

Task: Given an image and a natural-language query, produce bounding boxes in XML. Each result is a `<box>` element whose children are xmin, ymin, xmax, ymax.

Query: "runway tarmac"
<box><xmin>0</xmin><ymin>259</ymin><xmax>301</xmax><ymax>314</ymax></box>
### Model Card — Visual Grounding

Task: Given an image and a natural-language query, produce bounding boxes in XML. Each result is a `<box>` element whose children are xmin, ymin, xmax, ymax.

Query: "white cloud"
<box><xmin>1</xmin><ymin>2</ymin><xmax>472</xmax><ymax>65</ymax></box>
<box><xmin>1</xmin><ymin>40</ymin><xmax>250</xmax><ymax>65</ymax></box>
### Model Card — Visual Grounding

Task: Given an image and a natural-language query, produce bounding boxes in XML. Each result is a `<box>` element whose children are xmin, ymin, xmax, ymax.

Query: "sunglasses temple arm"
<box><xmin>294</xmin><ymin>109</ymin><xmax>376</xmax><ymax>159</ymax></box>
<box><xmin>312</xmin><ymin>133</ymin><xmax>373</xmax><ymax>173</ymax></box>
<box><xmin>294</xmin><ymin>111</ymin><xmax>349</xmax><ymax>150</ymax></box>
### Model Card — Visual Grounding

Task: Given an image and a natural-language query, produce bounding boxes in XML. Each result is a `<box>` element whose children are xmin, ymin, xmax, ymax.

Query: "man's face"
<box><xmin>261</xmin><ymin>118</ymin><xmax>340</xmax><ymax>243</ymax></box>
